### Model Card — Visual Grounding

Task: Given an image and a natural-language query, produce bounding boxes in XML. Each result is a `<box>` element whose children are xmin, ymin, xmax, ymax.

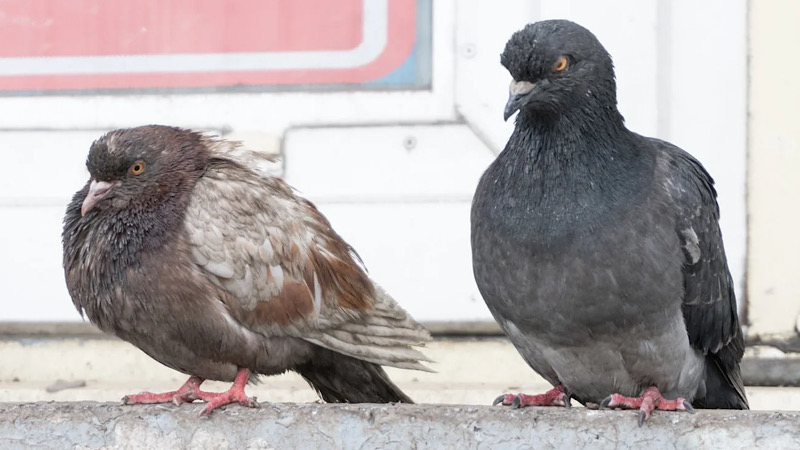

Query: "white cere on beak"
<box><xmin>510</xmin><ymin>79</ymin><xmax>536</xmax><ymax>95</ymax></box>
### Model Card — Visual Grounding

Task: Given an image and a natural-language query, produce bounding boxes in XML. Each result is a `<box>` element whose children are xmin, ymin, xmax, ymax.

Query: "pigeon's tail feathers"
<box><xmin>694</xmin><ymin>353</ymin><xmax>749</xmax><ymax>410</ymax></box>
<box><xmin>304</xmin><ymin>283</ymin><xmax>435</xmax><ymax>373</ymax></box>
<box><xmin>296</xmin><ymin>346</ymin><xmax>414</xmax><ymax>404</ymax></box>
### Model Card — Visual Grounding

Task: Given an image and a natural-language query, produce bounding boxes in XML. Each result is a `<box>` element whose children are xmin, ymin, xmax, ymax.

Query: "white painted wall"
<box><xmin>747</xmin><ymin>0</ymin><xmax>800</xmax><ymax>334</ymax></box>
<box><xmin>0</xmin><ymin>0</ymin><xmax>748</xmax><ymax>325</ymax></box>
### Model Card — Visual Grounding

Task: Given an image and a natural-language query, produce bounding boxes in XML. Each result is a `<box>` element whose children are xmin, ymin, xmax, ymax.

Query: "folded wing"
<box><xmin>184</xmin><ymin>139</ymin><xmax>432</xmax><ymax>372</ymax></box>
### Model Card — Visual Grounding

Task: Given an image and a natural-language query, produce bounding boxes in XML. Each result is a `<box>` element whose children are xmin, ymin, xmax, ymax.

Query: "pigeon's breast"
<box><xmin>472</xmin><ymin>176</ymin><xmax>703</xmax><ymax>400</ymax></box>
<box><xmin>66</xmin><ymin>223</ymin><xmax>315</xmax><ymax>380</ymax></box>
<box><xmin>472</xmin><ymin>163</ymin><xmax>684</xmax><ymax>345</ymax></box>
<box><xmin>502</xmin><ymin>315</ymin><xmax>704</xmax><ymax>403</ymax></box>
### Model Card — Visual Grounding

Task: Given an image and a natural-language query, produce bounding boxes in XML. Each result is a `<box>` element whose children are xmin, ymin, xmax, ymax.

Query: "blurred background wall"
<box><xmin>747</xmin><ymin>0</ymin><xmax>800</xmax><ymax>336</ymax></box>
<box><xmin>0</xmin><ymin>0</ymin><xmax>795</xmax><ymax>337</ymax></box>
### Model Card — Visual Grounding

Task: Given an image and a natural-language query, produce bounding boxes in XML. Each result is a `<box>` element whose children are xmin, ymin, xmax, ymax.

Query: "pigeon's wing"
<box><xmin>183</xmin><ymin>141</ymin><xmax>431</xmax><ymax>371</ymax></box>
<box><xmin>655</xmin><ymin>139</ymin><xmax>748</xmax><ymax>408</ymax></box>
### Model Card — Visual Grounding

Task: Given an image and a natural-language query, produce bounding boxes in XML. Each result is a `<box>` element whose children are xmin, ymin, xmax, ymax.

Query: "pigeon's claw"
<box><xmin>492</xmin><ymin>384</ymin><xmax>570</xmax><ymax>408</ymax></box>
<box><xmin>198</xmin><ymin>391</ymin><xmax>260</xmax><ymax>416</ymax></box>
<box><xmin>493</xmin><ymin>394</ymin><xmax>511</xmax><ymax>406</ymax></box>
<box><xmin>637</xmin><ymin>409</ymin><xmax>648</xmax><ymax>427</ymax></box>
<box><xmin>196</xmin><ymin>368</ymin><xmax>259</xmax><ymax>416</ymax></box>
<box><xmin>600</xmin><ymin>386</ymin><xmax>692</xmax><ymax>426</ymax></box>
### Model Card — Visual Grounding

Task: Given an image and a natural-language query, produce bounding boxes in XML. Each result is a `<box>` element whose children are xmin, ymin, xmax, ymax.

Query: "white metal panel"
<box><xmin>284</xmin><ymin>125</ymin><xmax>492</xmax><ymax>200</ymax></box>
<box><xmin>0</xmin><ymin>131</ymin><xmax>100</xmax><ymax>321</ymax></box>
<box><xmin>0</xmin><ymin>131</ymin><xmax>95</xmax><ymax>204</ymax></box>
<box><xmin>1</xmin><ymin>206</ymin><xmax>76</xmax><ymax>321</ymax></box>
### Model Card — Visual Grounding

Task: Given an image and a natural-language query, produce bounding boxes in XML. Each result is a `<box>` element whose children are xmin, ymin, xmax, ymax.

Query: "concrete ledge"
<box><xmin>1</xmin><ymin>402</ymin><xmax>798</xmax><ymax>449</ymax></box>
<box><xmin>0</xmin><ymin>321</ymin><xmax>505</xmax><ymax>338</ymax></box>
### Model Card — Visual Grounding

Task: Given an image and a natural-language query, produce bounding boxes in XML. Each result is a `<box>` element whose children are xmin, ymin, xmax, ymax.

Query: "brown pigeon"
<box><xmin>62</xmin><ymin>125</ymin><xmax>432</xmax><ymax>415</ymax></box>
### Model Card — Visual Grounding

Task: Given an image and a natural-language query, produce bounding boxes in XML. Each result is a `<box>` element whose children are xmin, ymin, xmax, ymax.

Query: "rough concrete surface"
<box><xmin>1</xmin><ymin>402</ymin><xmax>799</xmax><ymax>450</ymax></box>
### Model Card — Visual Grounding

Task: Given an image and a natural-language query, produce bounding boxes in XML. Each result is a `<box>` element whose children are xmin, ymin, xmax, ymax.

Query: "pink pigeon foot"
<box><xmin>191</xmin><ymin>369</ymin><xmax>260</xmax><ymax>416</ymax></box>
<box><xmin>600</xmin><ymin>386</ymin><xmax>695</xmax><ymax>426</ymax></box>
<box><xmin>122</xmin><ymin>375</ymin><xmax>205</xmax><ymax>406</ymax></box>
<box><xmin>493</xmin><ymin>383</ymin><xmax>571</xmax><ymax>408</ymax></box>
<box><xmin>122</xmin><ymin>368</ymin><xmax>260</xmax><ymax>416</ymax></box>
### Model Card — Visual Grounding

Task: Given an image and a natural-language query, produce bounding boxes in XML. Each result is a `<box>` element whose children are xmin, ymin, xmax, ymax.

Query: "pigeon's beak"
<box><xmin>504</xmin><ymin>80</ymin><xmax>537</xmax><ymax>121</ymax></box>
<box><xmin>81</xmin><ymin>180</ymin><xmax>119</xmax><ymax>216</ymax></box>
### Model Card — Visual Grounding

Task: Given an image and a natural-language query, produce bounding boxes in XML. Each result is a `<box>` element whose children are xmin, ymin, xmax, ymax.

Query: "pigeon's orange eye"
<box><xmin>553</xmin><ymin>56</ymin><xmax>568</xmax><ymax>73</ymax></box>
<box><xmin>129</xmin><ymin>161</ymin><xmax>145</xmax><ymax>175</ymax></box>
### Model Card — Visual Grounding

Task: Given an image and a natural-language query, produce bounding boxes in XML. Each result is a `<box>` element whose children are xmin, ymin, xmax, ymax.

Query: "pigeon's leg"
<box><xmin>493</xmin><ymin>383</ymin><xmax>571</xmax><ymax>408</ymax></box>
<box><xmin>187</xmin><ymin>368</ymin><xmax>260</xmax><ymax>416</ymax></box>
<box><xmin>600</xmin><ymin>386</ymin><xmax>694</xmax><ymax>426</ymax></box>
<box><xmin>122</xmin><ymin>375</ymin><xmax>206</xmax><ymax>406</ymax></box>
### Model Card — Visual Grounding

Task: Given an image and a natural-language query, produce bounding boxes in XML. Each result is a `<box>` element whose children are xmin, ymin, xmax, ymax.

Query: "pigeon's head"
<box><xmin>80</xmin><ymin>125</ymin><xmax>209</xmax><ymax>217</ymax></box>
<box><xmin>500</xmin><ymin>20</ymin><xmax>617</xmax><ymax>121</ymax></box>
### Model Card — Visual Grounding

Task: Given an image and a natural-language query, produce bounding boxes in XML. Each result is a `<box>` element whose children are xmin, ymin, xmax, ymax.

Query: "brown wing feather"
<box><xmin>186</xmin><ymin>165</ymin><xmax>362</xmax><ymax>327</ymax></box>
<box><xmin>304</xmin><ymin>204</ymin><xmax>374</xmax><ymax>312</ymax></box>
<box><xmin>246</xmin><ymin>275</ymin><xmax>316</xmax><ymax>326</ymax></box>
<box><xmin>183</xmin><ymin>140</ymin><xmax>430</xmax><ymax>370</ymax></box>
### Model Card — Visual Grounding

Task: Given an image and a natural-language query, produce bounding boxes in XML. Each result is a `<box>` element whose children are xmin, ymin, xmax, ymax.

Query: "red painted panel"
<box><xmin>0</xmin><ymin>0</ymin><xmax>363</xmax><ymax>56</ymax></box>
<box><xmin>0</xmin><ymin>0</ymin><xmax>419</xmax><ymax>91</ymax></box>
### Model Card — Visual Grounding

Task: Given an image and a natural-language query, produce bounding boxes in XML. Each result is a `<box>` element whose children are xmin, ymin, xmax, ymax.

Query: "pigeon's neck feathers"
<box><xmin>62</xmin><ymin>173</ymin><xmax>197</xmax><ymax>321</ymax></box>
<box><xmin>517</xmin><ymin>82</ymin><xmax>627</xmax><ymax>143</ymax></box>
<box><xmin>484</xmin><ymin>104</ymin><xmax>653</xmax><ymax>246</ymax></box>
<box><xmin>510</xmin><ymin>104</ymin><xmax>635</xmax><ymax>178</ymax></box>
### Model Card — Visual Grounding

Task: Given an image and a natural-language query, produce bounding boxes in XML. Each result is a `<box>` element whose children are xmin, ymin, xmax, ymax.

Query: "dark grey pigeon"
<box><xmin>471</xmin><ymin>20</ymin><xmax>748</xmax><ymax>424</ymax></box>
<box><xmin>62</xmin><ymin>125</ymin><xmax>432</xmax><ymax>415</ymax></box>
